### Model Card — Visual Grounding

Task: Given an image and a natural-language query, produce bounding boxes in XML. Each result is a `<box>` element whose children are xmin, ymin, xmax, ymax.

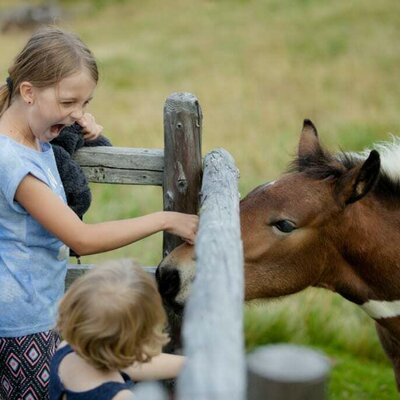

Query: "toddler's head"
<box><xmin>57</xmin><ymin>259</ymin><xmax>169</xmax><ymax>371</ymax></box>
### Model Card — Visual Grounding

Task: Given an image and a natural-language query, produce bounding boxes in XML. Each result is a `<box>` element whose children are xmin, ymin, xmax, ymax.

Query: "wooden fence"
<box><xmin>67</xmin><ymin>92</ymin><xmax>202</xmax><ymax>287</ymax></box>
<box><xmin>70</xmin><ymin>92</ymin><xmax>330</xmax><ymax>399</ymax></box>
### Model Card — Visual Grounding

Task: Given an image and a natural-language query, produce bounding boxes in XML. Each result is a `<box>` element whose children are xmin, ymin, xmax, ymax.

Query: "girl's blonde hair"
<box><xmin>57</xmin><ymin>259</ymin><xmax>169</xmax><ymax>371</ymax></box>
<box><xmin>0</xmin><ymin>26</ymin><xmax>98</xmax><ymax>117</ymax></box>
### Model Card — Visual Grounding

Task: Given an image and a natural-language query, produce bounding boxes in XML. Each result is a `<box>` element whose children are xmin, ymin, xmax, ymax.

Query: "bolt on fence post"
<box><xmin>247</xmin><ymin>344</ymin><xmax>331</xmax><ymax>400</ymax></box>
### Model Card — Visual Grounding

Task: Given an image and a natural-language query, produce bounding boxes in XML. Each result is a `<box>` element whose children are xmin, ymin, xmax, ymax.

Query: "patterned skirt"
<box><xmin>0</xmin><ymin>330</ymin><xmax>60</xmax><ymax>400</ymax></box>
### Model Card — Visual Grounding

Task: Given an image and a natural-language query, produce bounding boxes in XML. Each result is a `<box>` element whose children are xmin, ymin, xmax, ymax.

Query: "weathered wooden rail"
<box><xmin>73</xmin><ymin>147</ymin><xmax>164</xmax><ymax>186</ymax></box>
<box><xmin>177</xmin><ymin>148</ymin><xmax>245</xmax><ymax>400</ymax></box>
<box><xmin>69</xmin><ymin>92</ymin><xmax>330</xmax><ymax>399</ymax></box>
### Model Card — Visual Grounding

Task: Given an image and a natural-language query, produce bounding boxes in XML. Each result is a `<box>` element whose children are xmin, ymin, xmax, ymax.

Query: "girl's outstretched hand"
<box><xmin>164</xmin><ymin>212</ymin><xmax>199</xmax><ymax>245</ymax></box>
<box><xmin>77</xmin><ymin>112</ymin><xmax>103</xmax><ymax>141</ymax></box>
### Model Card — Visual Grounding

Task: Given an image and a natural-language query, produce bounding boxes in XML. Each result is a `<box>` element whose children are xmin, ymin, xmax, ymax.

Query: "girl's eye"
<box><xmin>272</xmin><ymin>220</ymin><xmax>296</xmax><ymax>234</ymax></box>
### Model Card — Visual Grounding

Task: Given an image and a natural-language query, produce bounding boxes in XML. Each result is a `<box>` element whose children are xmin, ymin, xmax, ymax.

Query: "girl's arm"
<box><xmin>15</xmin><ymin>174</ymin><xmax>197</xmax><ymax>255</ymax></box>
<box><xmin>124</xmin><ymin>353</ymin><xmax>185</xmax><ymax>381</ymax></box>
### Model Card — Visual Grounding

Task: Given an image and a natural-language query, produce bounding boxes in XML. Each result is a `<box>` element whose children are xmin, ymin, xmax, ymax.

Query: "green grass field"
<box><xmin>1</xmin><ymin>0</ymin><xmax>400</xmax><ymax>397</ymax></box>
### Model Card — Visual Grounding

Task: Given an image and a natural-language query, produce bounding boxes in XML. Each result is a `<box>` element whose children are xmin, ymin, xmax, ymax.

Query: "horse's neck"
<box><xmin>321</xmin><ymin>231</ymin><xmax>400</xmax><ymax>325</ymax></box>
<box><xmin>325</xmin><ymin>199</ymin><xmax>400</xmax><ymax>305</ymax></box>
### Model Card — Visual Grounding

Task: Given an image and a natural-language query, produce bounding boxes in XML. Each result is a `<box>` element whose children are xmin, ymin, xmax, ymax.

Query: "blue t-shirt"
<box><xmin>0</xmin><ymin>135</ymin><xmax>68</xmax><ymax>337</ymax></box>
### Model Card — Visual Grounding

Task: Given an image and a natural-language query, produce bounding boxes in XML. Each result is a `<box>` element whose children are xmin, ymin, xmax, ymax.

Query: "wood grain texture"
<box><xmin>73</xmin><ymin>147</ymin><xmax>164</xmax><ymax>185</ymax></box>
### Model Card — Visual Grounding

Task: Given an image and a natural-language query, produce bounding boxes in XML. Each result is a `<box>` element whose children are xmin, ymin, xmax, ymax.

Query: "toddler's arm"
<box><xmin>124</xmin><ymin>353</ymin><xmax>185</xmax><ymax>381</ymax></box>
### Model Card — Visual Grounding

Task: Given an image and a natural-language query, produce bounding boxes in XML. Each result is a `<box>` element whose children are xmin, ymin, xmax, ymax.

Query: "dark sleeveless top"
<box><xmin>49</xmin><ymin>344</ymin><xmax>134</xmax><ymax>400</ymax></box>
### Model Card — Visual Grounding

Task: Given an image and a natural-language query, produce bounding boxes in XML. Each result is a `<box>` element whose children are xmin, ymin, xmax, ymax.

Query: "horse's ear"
<box><xmin>335</xmin><ymin>150</ymin><xmax>381</xmax><ymax>206</ymax></box>
<box><xmin>298</xmin><ymin>119</ymin><xmax>322</xmax><ymax>158</ymax></box>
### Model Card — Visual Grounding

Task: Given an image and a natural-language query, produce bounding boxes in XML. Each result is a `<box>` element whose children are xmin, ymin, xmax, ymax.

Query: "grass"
<box><xmin>245</xmin><ymin>289</ymin><xmax>397</xmax><ymax>398</ymax></box>
<box><xmin>1</xmin><ymin>0</ymin><xmax>400</xmax><ymax>397</ymax></box>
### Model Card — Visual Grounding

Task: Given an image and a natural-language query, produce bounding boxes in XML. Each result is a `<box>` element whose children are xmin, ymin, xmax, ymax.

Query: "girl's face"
<box><xmin>29</xmin><ymin>69</ymin><xmax>97</xmax><ymax>142</ymax></box>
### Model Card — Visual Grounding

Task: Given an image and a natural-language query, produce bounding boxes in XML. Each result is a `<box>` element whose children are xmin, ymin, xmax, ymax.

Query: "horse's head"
<box><xmin>156</xmin><ymin>120</ymin><xmax>381</xmax><ymax>308</ymax></box>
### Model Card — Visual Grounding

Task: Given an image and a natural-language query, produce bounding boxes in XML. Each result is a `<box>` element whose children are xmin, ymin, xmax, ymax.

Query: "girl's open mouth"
<box><xmin>50</xmin><ymin>124</ymin><xmax>65</xmax><ymax>136</ymax></box>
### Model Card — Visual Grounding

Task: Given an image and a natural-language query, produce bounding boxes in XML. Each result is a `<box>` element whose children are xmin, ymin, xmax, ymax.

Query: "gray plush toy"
<box><xmin>51</xmin><ymin>122</ymin><xmax>112</xmax><ymax>258</ymax></box>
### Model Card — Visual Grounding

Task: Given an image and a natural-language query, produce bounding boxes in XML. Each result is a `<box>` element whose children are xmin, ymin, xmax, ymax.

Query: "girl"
<box><xmin>50</xmin><ymin>259</ymin><xmax>184</xmax><ymax>400</ymax></box>
<box><xmin>0</xmin><ymin>27</ymin><xmax>197</xmax><ymax>400</ymax></box>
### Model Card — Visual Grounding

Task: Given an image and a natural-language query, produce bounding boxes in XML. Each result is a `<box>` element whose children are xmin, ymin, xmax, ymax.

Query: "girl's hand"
<box><xmin>164</xmin><ymin>212</ymin><xmax>199</xmax><ymax>245</ymax></box>
<box><xmin>77</xmin><ymin>113</ymin><xmax>103</xmax><ymax>142</ymax></box>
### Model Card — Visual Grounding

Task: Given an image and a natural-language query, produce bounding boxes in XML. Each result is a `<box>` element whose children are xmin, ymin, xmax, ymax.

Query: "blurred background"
<box><xmin>1</xmin><ymin>0</ymin><xmax>399</xmax><ymax>398</ymax></box>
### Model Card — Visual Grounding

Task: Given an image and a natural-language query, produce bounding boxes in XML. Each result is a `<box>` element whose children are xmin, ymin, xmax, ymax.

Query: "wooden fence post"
<box><xmin>162</xmin><ymin>92</ymin><xmax>202</xmax><ymax>257</ymax></box>
<box><xmin>177</xmin><ymin>149</ymin><xmax>245</xmax><ymax>400</ymax></box>
<box><xmin>162</xmin><ymin>92</ymin><xmax>202</xmax><ymax>356</ymax></box>
<box><xmin>247</xmin><ymin>344</ymin><xmax>331</xmax><ymax>400</ymax></box>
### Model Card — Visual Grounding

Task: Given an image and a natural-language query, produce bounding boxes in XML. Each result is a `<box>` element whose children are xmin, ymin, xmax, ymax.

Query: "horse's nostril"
<box><xmin>155</xmin><ymin>265</ymin><xmax>161</xmax><ymax>282</ymax></box>
<box><xmin>156</xmin><ymin>268</ymin><xmax>181</xmax><ymax>303</ymax></box>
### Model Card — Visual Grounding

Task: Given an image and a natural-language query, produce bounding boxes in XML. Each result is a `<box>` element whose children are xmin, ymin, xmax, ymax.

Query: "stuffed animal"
<box><xmin>51</xmin><ymin>123</ymin><xmax>112</xmax><ymax>258</ymax></box>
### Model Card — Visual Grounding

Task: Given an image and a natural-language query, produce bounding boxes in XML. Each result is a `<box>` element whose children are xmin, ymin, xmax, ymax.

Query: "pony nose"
<box><xmin>155</xmin><ymin>266</ymin><xmax>181</xmax><ymax>307</ymax></box>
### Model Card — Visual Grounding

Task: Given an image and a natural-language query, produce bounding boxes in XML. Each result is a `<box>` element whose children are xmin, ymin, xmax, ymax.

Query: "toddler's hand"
<box><xmin>77</xmin><ymin>113</ymin><xmax>103</xmax><ymax>142</ymax></box>
<box><xmin>165</xmin><ymin>212</ymin><xmax>199</xmax><ymax>245</ymax></box>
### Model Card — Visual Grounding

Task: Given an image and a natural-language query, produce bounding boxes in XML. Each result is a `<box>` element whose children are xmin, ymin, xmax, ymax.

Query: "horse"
<box><xmin>156</xmin><ymin>119</ymin><xmax>400</xmax><ymax>389</ymax></box>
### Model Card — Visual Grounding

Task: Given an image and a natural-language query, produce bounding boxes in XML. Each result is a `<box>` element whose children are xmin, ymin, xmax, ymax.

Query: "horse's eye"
<box><xmin>272</xmin><ymin>220</ymin><xmax>296</xmax><ymax>234</ymax></box>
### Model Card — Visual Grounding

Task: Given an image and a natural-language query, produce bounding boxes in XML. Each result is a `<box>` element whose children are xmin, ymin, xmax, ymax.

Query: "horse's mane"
<box><xmin>289</xmin><ymin>136</ymin><xmax>400</xmax><ymax>199</ymax></box>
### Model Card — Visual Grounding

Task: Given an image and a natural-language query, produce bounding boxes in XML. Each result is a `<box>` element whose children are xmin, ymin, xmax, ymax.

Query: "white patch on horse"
<box><xmin>344</xmin><ymin>136</ymin><xmax>400</xmax><ymax>183</ymax></box>
<box><xmin>373</xmin><ymin>136</ymin><xmax>400</xmax><ymax>182</ymax></box>
<box><xmin>361</xmin><ymin>299</ymin><xmax>400</xmax><ymax>319</ymax></box>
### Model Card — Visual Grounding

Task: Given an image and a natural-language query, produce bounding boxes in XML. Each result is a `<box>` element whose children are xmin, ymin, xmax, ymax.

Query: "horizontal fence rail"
<box><xmin>73</xmin><ymin>147</ymin><xmax>164</xmax><ymax>185</ymax></box>
<box><xmin>177</xmin><ymin>148</ymin><xmax>245</xmax><ymax>400</ymax></box>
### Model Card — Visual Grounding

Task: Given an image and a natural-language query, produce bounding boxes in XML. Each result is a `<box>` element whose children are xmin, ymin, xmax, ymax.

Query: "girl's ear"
<box><xmin>19</xmin><ymin>81</ymin><xmax>35</xmax><ymax>105</ymax></box>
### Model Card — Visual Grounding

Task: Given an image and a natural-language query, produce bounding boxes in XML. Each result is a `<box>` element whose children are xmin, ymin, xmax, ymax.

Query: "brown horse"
<box><xmin>156</xmin><ymin>120</ymin><xmax>400</xmax><ymax>388</ymax></box>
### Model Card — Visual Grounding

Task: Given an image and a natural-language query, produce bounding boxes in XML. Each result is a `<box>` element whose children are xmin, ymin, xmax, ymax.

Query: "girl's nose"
<box><xmin>71</xmin><ymin>107</ymin><xmax>84</xmax><ymax>120</ymax></box>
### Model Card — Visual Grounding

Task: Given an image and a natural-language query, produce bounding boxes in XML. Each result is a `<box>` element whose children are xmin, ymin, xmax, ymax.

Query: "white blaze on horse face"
<box><xmin>256</xmin><ymin>180</ymin><xmax>276</xmax><ymax>193</ymax></box>
<box><xmin>265</xmin><ymin>180</ymin><xmax>276</xmax><ymax>188</ymax></box>
<box><xmin>361</xmin><ymin>299</ymin><xmax>400</xmax><ymax>319</ymax></box>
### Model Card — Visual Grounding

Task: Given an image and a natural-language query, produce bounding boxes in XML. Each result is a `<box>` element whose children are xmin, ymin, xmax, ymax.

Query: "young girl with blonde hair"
<box><xmin>0</xmin><ymin>27</ymin><xmax>197</xmax><ymax>399</ymax></box>
<box><xmin>50</xmin><ymin>260</ymin><xmax>184</xmax><ymax>399</ymax></box>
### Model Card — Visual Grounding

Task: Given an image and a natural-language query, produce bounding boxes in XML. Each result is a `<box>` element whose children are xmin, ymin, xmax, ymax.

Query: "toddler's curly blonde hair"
<box><xmin>57</xmin><ymin>259</ymin><xmax>169</xmax><ymax>371</ymax></box>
